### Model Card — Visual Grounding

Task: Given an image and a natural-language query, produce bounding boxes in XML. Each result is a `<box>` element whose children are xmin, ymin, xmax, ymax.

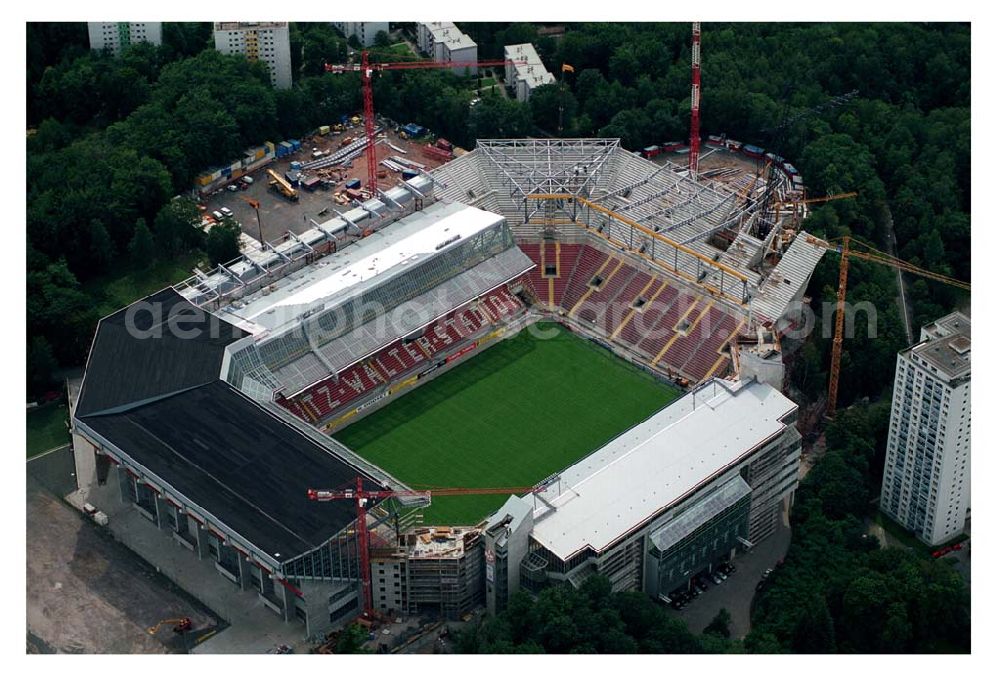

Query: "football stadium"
<box><xmin>71</xmin><ymin>138</ymin><xmax>817</xmax><ymax>637</ymax></box>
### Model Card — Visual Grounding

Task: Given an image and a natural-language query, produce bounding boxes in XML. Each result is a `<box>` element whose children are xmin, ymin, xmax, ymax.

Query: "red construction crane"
<box><xmin>325</xmin><ymin>52</ymin><xmax>526</xmax><ymax>193</ymax></box>
<box><xmin>688</xmin><ymin>22</ymin><xmax>702</xmax><ymax>177</ymax></box>
<box><xmin>307</xmin><ymin>476</ymin><xmax>540</xmax><ymax>619</ymax></box>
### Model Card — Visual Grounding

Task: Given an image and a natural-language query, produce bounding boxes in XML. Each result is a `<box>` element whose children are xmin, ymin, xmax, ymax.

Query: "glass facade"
<box><xmin>647</xmin><ymin>478</ymin><xmax>751</xmax><ymax>596</ymax></box>
<box><xmin>256</xmin><ymin>221</ymin><xmax>515</xmax><ymax>373</ymax></box>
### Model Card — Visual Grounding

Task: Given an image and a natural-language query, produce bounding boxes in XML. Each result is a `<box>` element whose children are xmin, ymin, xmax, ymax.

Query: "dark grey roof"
<box><xmin>76</xmin><ymin>289</ymin><xmax>249</xmax><ymax>417</ymax></box>
<box><xmin>80</xmin><ymin>380</ymin><xmax>378</xmax><ymax>562</ymax></box>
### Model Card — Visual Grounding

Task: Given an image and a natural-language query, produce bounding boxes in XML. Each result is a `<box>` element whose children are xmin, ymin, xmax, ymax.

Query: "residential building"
<box><xmin>416</xmin><ymin>22</ymin><xmax>478</xmax><ymax>76</ymax></box>
<box><xmin>332</xmin><ymin>22</ymin><xmax>389</xmax><ymax>48</ymax></box>
<box><xmin>87</xmin><ymin>22</ymin><xmax>162</xmax><ymax>56</ymax></box>
<box><xmin>504</xmin><ymin>43</ymin><xmax>555</xmax><ymax>102</ymax></box>
<box><xmin>213</xmin><ymin>22</ymin><xmax>292</xmax><ymax>89</ymax></box>
<box><xmin>880</xmin><ymin>311</ymin><xmax>971</xmax><ymax>546</ymax></box>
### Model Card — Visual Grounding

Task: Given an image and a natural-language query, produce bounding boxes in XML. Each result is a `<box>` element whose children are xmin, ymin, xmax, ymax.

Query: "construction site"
<box><xmin>61</xmin><ymin>23</ymin><xmax>972</xmax><ymax>652</ymax></box>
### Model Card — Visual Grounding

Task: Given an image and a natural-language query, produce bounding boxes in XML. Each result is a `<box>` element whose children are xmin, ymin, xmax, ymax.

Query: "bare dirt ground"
<box><xmin>26</xmin><ymin>451</ymin><xmax>219</xmax><ymax>654</ymax></box>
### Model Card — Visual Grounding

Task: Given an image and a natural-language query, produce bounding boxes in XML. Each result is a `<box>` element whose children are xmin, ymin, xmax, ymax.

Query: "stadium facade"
<box><xmin>70</xmin><ymin>139</ymin><xmax>822</xmax><ymax>639</ymax></box>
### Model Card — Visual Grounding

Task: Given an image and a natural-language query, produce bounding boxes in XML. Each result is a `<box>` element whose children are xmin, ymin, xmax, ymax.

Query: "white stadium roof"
<box><xmin>525</xmin><ymin>378</ymin><xmax>796</xmax><ymax>561</ymax></box>
<box><xmin>216</xmin><ymin>201</ymin><xmax>503</xmax><ymax>335</ymax></box>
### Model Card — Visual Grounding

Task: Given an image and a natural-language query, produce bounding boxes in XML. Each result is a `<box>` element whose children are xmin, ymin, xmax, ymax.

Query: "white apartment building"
<box><xmin>214</xmin><ymin>22</ymin><xmax>292</xmax><ymax>89</ymax></box>
<box><xmin>416</xmin><ymin>22</ymin><xmax>478</xmax><ymax>76</ymax></box>
<box><xmin>88</xmin><ymin>22</ymin><xmax>162</xmax><ymax>56</ymax></box>
<box><xmin>880</xmin><ymin>311</ymin><xmax>971</xmax><ymax>546</ymax></box>
<box><xmin>332</xmin><ymin>22</ymin><xmax>389</xmax><ymax>47</ymax></box>
<box><xmin>504</xmin><ymin>43</ymin><xmax>555</xmax><ymax>102</ymax></box>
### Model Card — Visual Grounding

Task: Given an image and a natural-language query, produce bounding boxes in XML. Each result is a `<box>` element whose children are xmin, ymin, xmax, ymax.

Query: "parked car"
<box><xmin>220</xmin><ymin>207</ymin><xmax>234</xmax><ymax>218</ymax></box>
<box><xmin>241</xmin><ymin>175</ymin><xmax>254</xmax><ymax>185</ymax></box>
<box><xmin>227</xmin><ymin>184</ymin><xmax>239</xmax><ymax>192</ymax></box>
<box><xmin>695</xmin><ymin>579</ymin><xmax>708</xmax><ymax>592</ymax></box>
<box><xmin>212</xmin><ymin>210</ymin><xmax>223</xmax><ymax>220</ymax></box>
<box><xmin>711</xmin><ymin>572</ymin><xmax>723</xmax><ymax>584</ymax></box>
<box><xmin>717</xmin><ymin>570</ymin><xmax>727</xmax><ymax>581</ymax></box>
<box><xmin>762</xmin><ymin>568</ymin><xmax>773</xmax><ymax>579</ymax></box>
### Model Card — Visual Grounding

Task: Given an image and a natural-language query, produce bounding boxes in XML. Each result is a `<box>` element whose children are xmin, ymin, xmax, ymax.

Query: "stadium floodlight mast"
<box><xmin>324</xmin><ymin>51</ymin><xmax>528</xmax><ymax>193</ymax></box>
<box><xmin>307</xmin><ymin>477</ymin><xmax>541</xmax><ymax>619</ymax></box>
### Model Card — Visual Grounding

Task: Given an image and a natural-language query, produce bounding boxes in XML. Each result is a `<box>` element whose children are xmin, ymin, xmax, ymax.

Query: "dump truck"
<box><xmin>267</xmin><ymin>168</ymin><xmax>299</xmax><ymax>201</ymax></box>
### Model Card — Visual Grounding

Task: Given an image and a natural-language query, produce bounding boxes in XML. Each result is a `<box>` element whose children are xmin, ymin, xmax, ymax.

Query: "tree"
<box><xmin>704</xmin><ymin>608</ymin><xmax>732</xmax><ymax>638</ymax></box>
<box><xmin>373</xmin><ymin>30</ymin><xmax>391</xmax><ymax>48</ymax></box>
<box><xmin>206</xmin><ymin>219</ymin><xmax>242</xmax><ymax>265</ymax></box>
<box><xmin>128</xmin><ymin>218</ymin><xmax>156</xmax><ymax>263</ymax></box>
<box><xmin>154</xmin><ymin>197</ymin><xmax>204</xmax><ymax>256</ymax></box>
<box><xmin>334</xmin><ymin>623</ymin><xmax>371</xmax><ymax>653</ymax></box>
<box><xmin>791</xmin><ymin>595</ymin><xmax>836</xmax><ymax>653</ymax></box>
<box><xmin>529</xmin><ymin>84</ymin><xmax>578</xmax><ymax>135</ymax></box>
<box><xmin>468</xmin><ymin>97</ymin><xmax>533</xmax><ymax>139</ymax></box>
<box><xmin>27</xmin><ymin>336</ymin><xmax>59</xmax><ymax>397</ymax></box>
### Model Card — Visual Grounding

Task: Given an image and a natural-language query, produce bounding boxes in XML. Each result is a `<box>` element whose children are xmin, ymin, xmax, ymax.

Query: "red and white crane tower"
<box><xmin>307</xmin><ymin>477</ymin><xmax>540</xmax><ymax>619</ymax></box>
<box><xmin>688</xmin><ymin>22</ymin><xmax>702</xmax><ymax>177</ymax></box>
<box><xmin>325</xmin><ymin>52</ymin><xmax>526</xmax><ymax>194</ymax></box>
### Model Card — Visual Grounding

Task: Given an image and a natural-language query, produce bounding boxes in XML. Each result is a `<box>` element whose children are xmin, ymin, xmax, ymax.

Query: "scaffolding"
<box><xmin>430</xmin><ymin>138</ymin><xmax>818</xmax><ymax>322</ymax></box>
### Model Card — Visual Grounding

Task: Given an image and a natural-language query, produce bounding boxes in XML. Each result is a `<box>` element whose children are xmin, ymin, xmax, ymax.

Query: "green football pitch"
<box><xmin>335</xmin><ymin>322</ymin><xmax>681</xmax><ymax>525</ymax></box>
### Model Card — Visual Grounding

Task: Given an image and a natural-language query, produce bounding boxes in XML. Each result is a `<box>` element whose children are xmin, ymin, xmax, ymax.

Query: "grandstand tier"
<box><xmin>515</xmin><ymin>239</ymin><xmax>744</xmax><ymax>383</ymax></box>
<box><xmin>277</xmin><ymin>286</ymin><xmax>527</xmax><ymax>426</ymax></box>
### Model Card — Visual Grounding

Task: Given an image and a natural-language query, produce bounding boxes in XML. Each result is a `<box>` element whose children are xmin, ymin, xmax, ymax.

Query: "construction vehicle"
<box><xmin>325</xmin><ymin>53</ymin><xmax>528</xmax><ymax>191</ymax></box>
<box><xmin>147</xmin><ymin>617</ymin><xmax>193</xmax><ymax>635</ymax></box>
<box><xmin>266</xmin><ymin>168</ymin><xmax>298</xmax><ymax>201</ymax></box>
<box><xmin>307</xmin><ymin>477</ymin><xmax>541</xmax><ymax>619</ymax></box>
<box><xmin>806</xmin><ymin>235</ymin><xmax>971</xmax><ymax>417</ymax></box>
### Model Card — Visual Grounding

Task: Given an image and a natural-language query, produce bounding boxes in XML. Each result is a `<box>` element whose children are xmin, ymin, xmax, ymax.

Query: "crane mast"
<box><xmin>325</xmin><ymin>52</ymin><xmax>524</xmax><ymax>194</ymax></box>
<box><xmin>688</xmin><ymin>22</ymin><xmax>702</xmax><ymax>177</ymax></box>
<box><xmin>308</xmin><ymin>477</ymin><xmax>538</xmax><ymax>619</ymax></box>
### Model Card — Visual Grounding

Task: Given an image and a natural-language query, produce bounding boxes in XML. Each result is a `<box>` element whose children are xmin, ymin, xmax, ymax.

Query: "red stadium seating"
<box><xmin>516</xmin><ymin>240</ymin><xmax>740</xmax><ymax>381</ymax></box>
<box><xmin>277</xmin><ymin>287</ymin><xmax>526</xmax><ymax>425</ymax></box>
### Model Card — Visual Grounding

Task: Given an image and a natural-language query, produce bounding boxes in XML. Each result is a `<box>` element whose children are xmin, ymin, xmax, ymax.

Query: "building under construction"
<box><xmin>69</xmin><ymin>136</ymin><xmax>824</xmax><ymax>640</ymax></box>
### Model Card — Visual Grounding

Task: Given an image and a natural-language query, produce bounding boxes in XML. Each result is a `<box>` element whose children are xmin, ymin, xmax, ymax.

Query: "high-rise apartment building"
<box><xmin>88</xmin><ymin>22</ymin><xmax>162</xmax><ymax>56</ymax></box>
<box><xmin>880</xmin><ymin>311</ymin><xmax>971</xmax><ymax>546</ymax></box>
<box><xmin>332</xmin><ymin>22</ymin><xmax>389</xmax><ymax>48</ymax></box>
<box><xmin>213</xmin><ymin>22</ymin><xmax>292</xmax><ymax>89</ymax></box>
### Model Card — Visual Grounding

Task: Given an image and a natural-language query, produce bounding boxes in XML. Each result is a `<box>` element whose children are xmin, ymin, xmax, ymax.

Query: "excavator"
<box><xmin>147</xmin><ymin>617</ymin><xmax>193</xmax><ymax>635</ymax></box>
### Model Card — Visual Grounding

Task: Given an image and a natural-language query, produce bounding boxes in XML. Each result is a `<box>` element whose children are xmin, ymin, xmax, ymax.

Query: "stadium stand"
<box><xmin>516</xmin><ymin>240</ymin><xmax>742</xmax><ymax>383</ymax></box>
<box><xmin>278</xmin><ymin>287</ymin><xmax>526</xmax><ymax>425</ymax></box>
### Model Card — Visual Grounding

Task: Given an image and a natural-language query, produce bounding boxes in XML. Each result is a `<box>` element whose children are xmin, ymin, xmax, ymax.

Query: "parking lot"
<box><xmin>201</xmin><ymin>126</ymin><xmax>450</xmax><ymax>246</ymax></box>
<box><xmin>669</xmin><ymin>502</ymin><xmax>793</xmax><ymax>639</ymax></box>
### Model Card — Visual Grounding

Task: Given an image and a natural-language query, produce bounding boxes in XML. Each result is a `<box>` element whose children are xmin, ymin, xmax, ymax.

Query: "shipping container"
<box><xmin>402</xmin><ymin>169</ymin><xmax>419</xmax><ymax>180</ymax></box>
<box><xmin>782</xmin><ymin>162</ymin><xmax>798</xmax><ymax>176</ymax></box>
<box><xmin>290</xmin><ymin>139</ymin><xmax>302</xmax><ymax>150</ymax></box>
<box><xmin>265</xmin><ymin>141</ymin><xmax>276</xmax><ymax>153</ymax></box>
<box><xmin>222</xmin><ymin>167</ymin><xmax>232</xmax><ymax>177</ymax></box>
<box><xmin>197</xmin><ymin>174</ymin><xmax>214</xmax><ymax>186</ymax></box>
<box><xmin>346</xmin><ymin>178</ymin><xmax>362</xmax><ymax>190</ymax></box>
<box><xmin>742</xmin><ymin>144</ymin><xmax>765</xmax><ymax>158</ymax></box>
<box><xmin>319</xmin><ymin>125</ymin><xmax>330</xmax><ymax>135</ymax></box>
<box><xmin>640</xmin><ymin>145</ymin><xmax>662</xmax><ymax>159</ymax></box>
<box><xmin>290</xmin><ymin>161</ymin><xmax>303</xmax><ymax>170</ymax></box>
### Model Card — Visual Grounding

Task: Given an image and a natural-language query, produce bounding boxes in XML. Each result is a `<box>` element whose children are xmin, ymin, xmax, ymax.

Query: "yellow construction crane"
<box><xmin>805</xmin><ymin>235</ymin><xmax>971</xmax><ymax>417</ymax></box>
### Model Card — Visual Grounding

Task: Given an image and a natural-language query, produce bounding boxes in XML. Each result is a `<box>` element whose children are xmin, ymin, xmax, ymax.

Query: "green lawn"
<box><xmin>27</xmin><ymin>404</ymin><xmax>70</xmax><ymax>459</ymax></box>
<box><xmin>335</xmin><ymin>322</ymin><xmax>680</xmax><ymax>524</ymax></box>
